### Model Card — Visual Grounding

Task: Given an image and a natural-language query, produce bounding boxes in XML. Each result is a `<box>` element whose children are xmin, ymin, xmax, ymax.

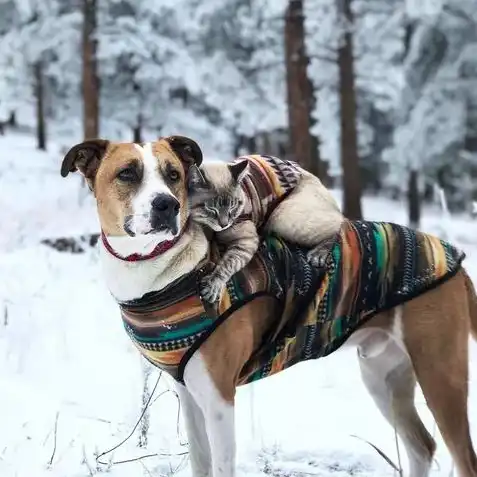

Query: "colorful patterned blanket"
<box><xmin>235</xmin><ymin>154</ymin><xmax>302</xmax><ymax>229</ymax></box>
<box><xmin>120</xmin><ymin>221</ymin><xmax>465</xmax><ymax>385</ymax></box>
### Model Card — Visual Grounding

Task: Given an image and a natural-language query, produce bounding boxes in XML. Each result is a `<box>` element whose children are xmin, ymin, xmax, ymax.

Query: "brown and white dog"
<box><xmin>61</xmin><ymin>137</ymin><xmax>477</xmax><ymax>477</ymax></box>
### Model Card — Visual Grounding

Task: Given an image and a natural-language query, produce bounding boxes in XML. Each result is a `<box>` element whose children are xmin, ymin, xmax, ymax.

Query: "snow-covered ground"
<box><xmin>2</xmin><ymin>132</ymin><xmax>477</xmax><ymax>477</ymax></box>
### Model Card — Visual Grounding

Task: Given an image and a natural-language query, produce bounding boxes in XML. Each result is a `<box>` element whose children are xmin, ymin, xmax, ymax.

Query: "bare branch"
<box><xmin>47</xmin><ymin>412</ymin><xmax>60</xmax><ymax>467</ymax></box>
<box><xmin>96</xmin><ymin>372</ymin><xmax>163</xmax><ymax>466</ymax></box>
<box><xmin>350</xmin><ymin>434</ymin><xmax>402</xmax><ymax>474</ymax></box>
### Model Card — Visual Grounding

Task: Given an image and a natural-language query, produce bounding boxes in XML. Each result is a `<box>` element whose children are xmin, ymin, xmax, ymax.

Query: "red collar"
<box><xmin>101</xmin><ymin>225</ymin><xmax>186</xmax><ymax>262</ymax></box>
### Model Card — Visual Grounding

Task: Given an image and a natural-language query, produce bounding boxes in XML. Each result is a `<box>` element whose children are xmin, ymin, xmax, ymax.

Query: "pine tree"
<box><xmin>82</xmin><ymin>0</ymin><xmax>99</xmax><ymax>139</ymax></box>
<box><xmin>337</xmin><ymin>0</ymin><xmax>362</xmax><ymax>219</ymax></box>
<box><xmin>33</xmin><ymin>59</ymin><xmax>46</xmax><ymax>150</ymax></box>
<box><xmin>284</xmin><ymin>0</ymin><xmax>322</xmax><ymax>178</ymax></box>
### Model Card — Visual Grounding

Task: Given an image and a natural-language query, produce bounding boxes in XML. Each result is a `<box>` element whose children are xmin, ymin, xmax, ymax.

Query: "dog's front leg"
<box><xmin>184</xmin><ymin>352</ymin><xmax>236</xmax><ymax>477</ymax></box>
<box><xmin>176</xmin><ymin>383</ymin><xmax>212</xmax><ymax>477</ymax></box>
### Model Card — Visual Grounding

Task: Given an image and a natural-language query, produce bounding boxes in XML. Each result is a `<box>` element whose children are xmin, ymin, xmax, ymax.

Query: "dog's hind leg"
<box><xmin>358</xmin><ymin>329</ymin><xmax>435</xmax><ymax>477</ymax></box>
<box><xmin>176</xmin><ymin>383</ymin><xmax>212</xmax><ymax>477</ymax></box>
<box><xmin>402</xmin><ymin>271</ymin><xmax>477</xmax><ymax>477</ymax></box>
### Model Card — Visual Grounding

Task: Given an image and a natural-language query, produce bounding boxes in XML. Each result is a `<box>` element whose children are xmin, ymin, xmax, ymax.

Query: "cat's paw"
<box><xmin>200</xmin><ymin>273</ymin><xmax>225</xmax><ymax>303</ymax></box>
<box><xmin>306</xmin><ymin>249</ymin><xmax>327</xmax><ymax>268</ymax></box>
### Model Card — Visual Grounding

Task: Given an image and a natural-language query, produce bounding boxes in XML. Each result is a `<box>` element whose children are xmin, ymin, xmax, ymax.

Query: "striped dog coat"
<box><xmin>120</xmin><ymin>221</ymin><xmax>465</xmax><ymax>385</ymax></box>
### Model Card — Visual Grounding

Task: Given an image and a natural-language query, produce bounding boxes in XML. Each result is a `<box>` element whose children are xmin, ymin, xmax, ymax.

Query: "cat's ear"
<box><xmin>228</xmin><ymin>159</ymin><xmax>249</xmax><ymax>184</ymax></box>
<box><xmin>188</xmin><ymin>164</ymin><xmax>209</xmax><ymax>191</ymax></box>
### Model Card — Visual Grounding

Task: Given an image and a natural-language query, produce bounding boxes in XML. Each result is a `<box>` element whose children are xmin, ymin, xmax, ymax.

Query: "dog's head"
<box><xmin>61</xmin><ymin>136</ymin><xmax>202</xmax><ymax>239</ymax></box>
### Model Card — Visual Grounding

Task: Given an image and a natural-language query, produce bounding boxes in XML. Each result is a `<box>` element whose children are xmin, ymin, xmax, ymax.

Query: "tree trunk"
<box><xmin>133</xmin><ymin>124</ymin><xmax>142</xmax><ymax>143</ymax></box>
<box><xmin>82</xmin><ymin>0</ymin><xmax>99</xmax><ymax>139</ymax></box>
<box><xmin>246</xmin><ymin>136</ymin><xmax>256</xmax><ymax>154</ymax></box>
<box><xmin>132</xmin><ymin>82</ymin><xmax>142</xmax><ymax>143</ymax></box>
<box><xmin>307</xmin><ymin>76</ymin><xmax>329</xmax><ymax>185</ymax></box>
<box><xmin>261</xmin><ymin>131</ymin><xmax>272</xmax><ymax>155</ymax></box>
<box><xmin>407</xmin><ymin>169</ymin><xmax>420</xmax><ymax>229</ymax></box>
<box><xmin>337</xmin><ymin>0</ymin><xmax>362</xmax><ymax>219</ymax></box>
<box><xmin>234</xmin><ymin>133</ymin><xmax>246</xmax><ymax>157</ymax></box>
<box><xmin>34</xmin><ymin>61</ymin><xmax>46</xmax><ymax>151</ymax></box>
<box><xmin>8</xmin><ymin>111</ymin><xmax>16</xmax><ymax>127</ymax></box>
<box><xmin>284</xmin><ymin>0</ymin><xmax>322</xmax><ymax>178</ymax></box>
<box><xmin>403</xmin><ymin>18</ymin><xmax>421</xmax><ymax>227</ymax></box>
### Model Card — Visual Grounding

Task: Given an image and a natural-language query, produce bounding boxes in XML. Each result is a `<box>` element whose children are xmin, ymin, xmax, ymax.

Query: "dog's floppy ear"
<box><xmin>60</xmin><ymin>139</ymin><xmax>109</xmax><ymax>186</ymax></box>
<box><xmin>165</xmin><ymin>135</ymin><xmax>203</xmax><ymax>169</ymax></box>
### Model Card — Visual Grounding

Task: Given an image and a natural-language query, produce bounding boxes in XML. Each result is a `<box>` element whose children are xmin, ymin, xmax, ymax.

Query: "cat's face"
<box><xmin>188</xmin><ymin>160</ymin><xmax>248</xmax><ymax>232</ymax></box>
<box><xmin>194</xmin><ymin>194</ymin><xmax>244</xmax><ymax>231</ymax></box>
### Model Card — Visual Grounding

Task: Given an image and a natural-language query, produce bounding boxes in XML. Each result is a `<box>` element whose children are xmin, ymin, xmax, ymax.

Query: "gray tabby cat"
<box><xmin>188</xmin><ymin>156</ymin><xmax>344</xmax><ymax>303</ymax></box>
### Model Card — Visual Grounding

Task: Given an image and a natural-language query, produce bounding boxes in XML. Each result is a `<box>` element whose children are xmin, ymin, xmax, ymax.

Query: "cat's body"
<box><xmin>189</xmin><ymin>154</ymin><xmax>344</xmax><ymax>302</ymax></box>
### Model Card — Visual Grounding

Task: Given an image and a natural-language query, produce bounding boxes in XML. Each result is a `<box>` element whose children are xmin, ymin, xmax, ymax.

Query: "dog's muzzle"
<box><xmin>150</xmin><ymin>193</ymin><xmax>180</xmax><ymax>235</ymax></box>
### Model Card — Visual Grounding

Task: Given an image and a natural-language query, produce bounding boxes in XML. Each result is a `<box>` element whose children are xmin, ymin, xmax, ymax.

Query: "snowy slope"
<box><xmin>1</xmin><ymin>134</ymin><xmax>477</xmax><ymax>477</ymax></box>
<box><xmin>0</xmin><ymin>133</ymin><xmax>99</xmax><ymax>252</ymax></box>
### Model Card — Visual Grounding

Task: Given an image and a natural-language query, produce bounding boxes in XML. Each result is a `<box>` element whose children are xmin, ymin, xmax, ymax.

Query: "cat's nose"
<box><xmin>219</xmin><ymin>217</ymin><xmax>230</xmax><ymax>228</ymax></box>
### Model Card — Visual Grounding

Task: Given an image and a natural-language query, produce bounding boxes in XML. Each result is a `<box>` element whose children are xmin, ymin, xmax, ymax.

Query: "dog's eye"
<box><xmin>168</xmin><ymin>169</ymin><xmax>180</xmax><ymax>182</ymax></box>
<box><xmin>117</xmin><ymin>167</ymin><xmax>139</xmax><ymax>183</ymax></box>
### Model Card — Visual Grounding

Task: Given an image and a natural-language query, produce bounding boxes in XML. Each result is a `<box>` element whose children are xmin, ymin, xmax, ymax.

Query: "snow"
<box><xmin>2</xmin><ymin>133</ymin><xmax>477</xmax><ymax>477</ymax></box>
<box><xmin>0</xmin><ymin>133</ymin><xmax>99</xmax><ymax>252</ymax></box>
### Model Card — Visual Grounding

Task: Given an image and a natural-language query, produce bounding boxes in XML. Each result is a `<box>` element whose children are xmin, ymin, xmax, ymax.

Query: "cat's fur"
<box><xmin>189</xmin><ymin>156</ymin><xmax>344</xmax><ymax>303</ymax></box>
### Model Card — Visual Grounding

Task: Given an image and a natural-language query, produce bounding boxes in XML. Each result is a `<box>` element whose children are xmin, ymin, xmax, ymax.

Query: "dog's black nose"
<box><xmin>151</xmin><ymin>194</ymin><xmax>180</xmax><ymax>216</ymax></box>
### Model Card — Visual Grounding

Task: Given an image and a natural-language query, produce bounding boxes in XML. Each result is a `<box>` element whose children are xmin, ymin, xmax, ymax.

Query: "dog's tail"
<box><xmin>463</xmin><ymin>269</ymin><xmax>477</xmax><ymax>340</ymax></box>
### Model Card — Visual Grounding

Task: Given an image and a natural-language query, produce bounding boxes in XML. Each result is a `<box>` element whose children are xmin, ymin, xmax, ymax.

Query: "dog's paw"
<box><xmin>306</xmin><ymin>249</ymin><xmax>327</xmax><ymax>268</ymax></box>
<box><xmin>200</xmin><ymin>273</ymin><xmax>225</xmax><ymax>303</ymax></box>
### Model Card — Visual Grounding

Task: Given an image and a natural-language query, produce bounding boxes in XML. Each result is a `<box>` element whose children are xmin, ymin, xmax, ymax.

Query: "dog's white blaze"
<box><xmin>130</xmin><ymin>142</ymin><xmax>180</xmax><ymax>238</ymax></box>
<box><xmin>184</xmin><ymin>352</ymin><xmax>236</xmax><ymax>477</ymax></box>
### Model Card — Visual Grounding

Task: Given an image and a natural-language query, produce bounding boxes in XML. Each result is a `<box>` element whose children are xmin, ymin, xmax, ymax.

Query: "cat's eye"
<box><xmin>204</xmin><ymin>203</ymin><xmax>218</xmax><ymax>216</ymax></box>
<box><xmin>117</xmin><ymin>166</ymin><xmax>140</xmax><ymax>183</ymax></box>
<box><xmin>230</xmin><ymin>201</ymin><xmax>242</xmax><ymax>213</ymax></box>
